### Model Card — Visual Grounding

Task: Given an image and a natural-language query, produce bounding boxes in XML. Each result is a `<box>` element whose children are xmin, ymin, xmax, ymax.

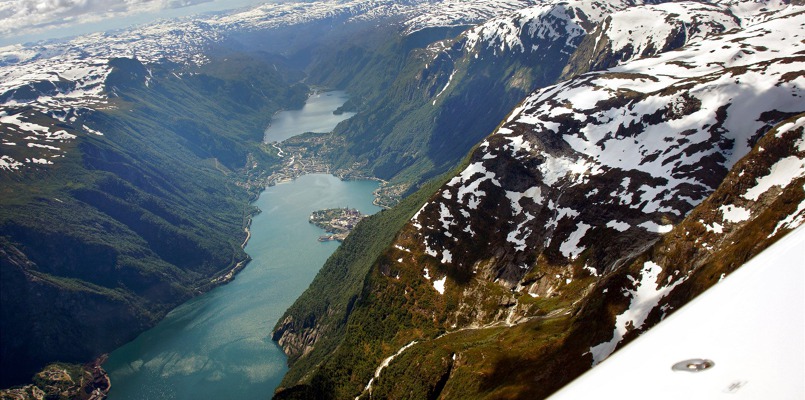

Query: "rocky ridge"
<box><xmin>379</xmin><ymin>3</ymin><xmax>805</xmax><ymax>395</ymax></box>
<box><xmin>272</xmin><ymin>2</ymin><xmax>805</xmax><ymax>398</ymax></box>
<box><xmin>412</xmin><ymin>4</ymin><xmax>804</xmax><ymax>300</ymax></box>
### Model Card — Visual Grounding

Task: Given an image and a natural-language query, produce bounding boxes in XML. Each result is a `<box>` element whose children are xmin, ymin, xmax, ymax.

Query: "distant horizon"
<box><xmin>0</xmin><ymin>0</ymin><xmax>274</xmax><ymax>48</ymax></box>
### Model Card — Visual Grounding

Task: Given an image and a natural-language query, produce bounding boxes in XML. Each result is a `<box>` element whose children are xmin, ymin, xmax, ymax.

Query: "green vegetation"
<box><xmin>273</xmin><ymin>168</ymin><xmax>457</xmax><ymax>392</ymax></box>
<box><xmin>0</xmin><ymin>52</ymin><xmax>307</xmax><ymax>386</ymax></box>
<box><xmin>306</xmin><ymin>26</ymin><xmax>574</xmax><ymax>203</ymax></box>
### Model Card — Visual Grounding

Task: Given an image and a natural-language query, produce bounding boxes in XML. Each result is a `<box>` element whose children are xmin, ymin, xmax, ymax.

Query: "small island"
<box><xmin>309</xmin><ymin>207</ymin><xmax>367</xmax><ymax>242</ymax></box>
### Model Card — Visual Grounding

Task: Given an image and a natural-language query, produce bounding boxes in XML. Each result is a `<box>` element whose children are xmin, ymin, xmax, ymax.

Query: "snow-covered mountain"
<box><xmin>3</xmin><ymin>0</ymin><xmax>804</xmax><ymax>397</ymax></box>
<box><xmin>272</xmin><ymin>2</ymin><xmax>805</xmax><ymax>398</ymax></box>
<box><xmin>0</xmin><ymin>0</ymin><xmax>537</xmax><ymax>173</ymax></box>
<box><xmin>396</xmin><ymin>0</ymin><xmax>805</xmax><ymax>391</ymax></box>
<box><xmin>412</xmin><ymin>3</ymin><xmax>803</xmax><ymax>289</ymax></box>
<box><xmin>321</xmin><ymin>0</ymin><xmax>760</xmax><ymax>197</ymax></box>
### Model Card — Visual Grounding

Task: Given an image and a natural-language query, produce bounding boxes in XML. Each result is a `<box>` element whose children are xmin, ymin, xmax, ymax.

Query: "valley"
<box><xmin>102</xmin><ymin>174</ymin><xmax>380</xmax><ymax>399</ymax></box>
<box><xmin>1</xmin><ymin>0</ymin><xmax>804</xmax><ymax>399</ymax></box>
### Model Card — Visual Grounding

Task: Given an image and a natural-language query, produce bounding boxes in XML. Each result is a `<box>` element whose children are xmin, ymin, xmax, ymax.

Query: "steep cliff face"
<box><xmin>412</xmin><ymin>4</ymin><xmax>803</xmax><ymax>298</ymax></box>
<box><xmin>273</xmin><ymin>3</ymin><xmax>805</xmax><ymax>399</ymax></box>
<box><xmin>319</xmin><ymin>0</ymin><xmax>738</xmax><ymax>199</ymax></box>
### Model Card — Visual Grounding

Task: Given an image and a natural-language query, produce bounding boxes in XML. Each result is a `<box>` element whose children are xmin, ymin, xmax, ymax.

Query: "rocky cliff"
<box><xmin>273</xmin><ymin>3</ymin><xmax>805</xmax><ymax>398</ymax></box>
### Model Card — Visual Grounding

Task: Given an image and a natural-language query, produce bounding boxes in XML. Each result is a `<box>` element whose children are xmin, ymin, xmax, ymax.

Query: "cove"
<box><xmin>264</xmin><ymin>90</ymin><xmax>355</xmax><ymax>143</ymax></box>
<box><xmin>104</xmin><ymin>174</ymin><xmax>381</xmax><ymax>399</ymax></box>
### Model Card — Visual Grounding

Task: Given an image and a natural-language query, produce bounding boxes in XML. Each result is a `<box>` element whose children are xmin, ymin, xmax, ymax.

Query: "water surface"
<box><xmin>264</xmin><ymin>90</ymin><xmax>355</xmax><ymax>143</ymax></box>
<box><xmin>105</xmin><ymin>174</ymin><xmax>381</xmax><ymax>400</ymax></box>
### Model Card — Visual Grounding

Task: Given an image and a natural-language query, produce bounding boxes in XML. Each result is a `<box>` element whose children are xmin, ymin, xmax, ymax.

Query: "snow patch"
<box><xmin>589</xmin><ymin>261</ymin><xmax>685</xmax><ymax>364</ymax></box>
<box><xmin>720</xmin><ymin>204</ymin><xmax>751</xmax><ymax>223</ymax></box>
<box><xmin>0</xmin><ymin>155</ymin><xmax>23</xmax><ymax>171</ymax></box>
<box><xmin>441</xmin><ymin>249</ymin><xmax>453</xmax><ymax>264</ymax></box>
<box><xmin>742</xmin><ymin>156</ymin><xmax>805</xmax><ymax>201</ymax></box>
<box><xmin>606</xmin><ymin>220</ymin><xmax>630</xmax><ymax>232</ymax></box>
<box><xmin>637</xmin><ymin>221</ymin><xmax>673</xmax><ymax>233</ymax></box>
<box><xmin>702</xmin><ymin>220</ymin><xmax>724</xmax><ymax>234</ymax></box>
<box><xmin>433</xmin><ymin>276</ymin><xmax>447</xmax><ymax>294</ymax></box>
<box><xmin>559</xmin><ymin>222</ymin><xmax>591</xmax><ymax>260</ymax></box>
<box><xmin>769</xmin><ymin>186</ymin><xmax>805</xmax><ymax>237</ymax></box>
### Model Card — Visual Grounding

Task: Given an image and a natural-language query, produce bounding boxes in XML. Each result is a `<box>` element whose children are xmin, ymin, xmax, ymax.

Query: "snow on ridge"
<box><xmin>403</xmin><ymin>0</ymin><xmax>538</xmax><ymax>35</ymax></box>
<box><xmin>410</xmin><ymin>4</ymin><xmax>803</xmax><ymax>282</ymax></box>
<box><xmin>637</xmin><ymin>221</ymin><xmax>673</xmax><ymax>234</ymax></box>
<box><xmin>462</xmin><ymin>0</ymin><xmax>602</xmax><ymax>54</ymax></box>
<box><xmin>769</xmin><ymin>183</ymin><xmax>805</xmax><ymax>237</ymax></box>
<box><xmin>720</xmin><ymin>204</ymin><xmax>751</xmax><ymax>223</ymax></box>
<box><xmin>601</xmin><ymin>2</ymin><xmax>739</xmax><ymax>63</ymax></box>
<box><xmin>588</xmin><ymin>260</ymin><xmax>686</xmax><ymax>365</ymax></box>
<box><xmin>506</xmin><ymin>8</ymin><xmax>805</xmax><ymax>217</ymax></box>
<box><xmin>742</xmin><ymin>155</ymin><xmax>805</xmax><ymax>201</ymax></box>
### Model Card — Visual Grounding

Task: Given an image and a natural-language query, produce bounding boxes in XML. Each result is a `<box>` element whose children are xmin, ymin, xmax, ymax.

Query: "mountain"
<box><xmin>1</xmin><ymin>0</ymin><xmax>803</xmax><ymax>396</ymax></box>
<box><xmin>0</xmin><ymin>0</ymin><xmax>584</xmax><ymax>387</ymax></box>
<box><xmin>272</xmin><ymin>2</ymin><xmax>805</xmax><ymax>398</ymax></box>
<box><xmin>0</xmin><ymin>52</ymin><xmax>312</xmax><ymax>386</ymax></box>
<box><xmin>307</xmin><ymin>0</ymin><xmax>749</xmax><ymax>207</ymax></box>
<box><xmin>0</xmin><ymin>9</ymin><xmax>323</xmax><ymax>385</ymax></box>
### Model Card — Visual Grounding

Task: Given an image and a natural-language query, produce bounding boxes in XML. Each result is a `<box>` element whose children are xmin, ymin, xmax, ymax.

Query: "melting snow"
<box><xmin>606</xmin><ymin>220</ymin><xmax>630</xmax><ymax>232</ymax></box>
<box><xmin>560</xmin><ymin>222</ymin><xmax>591</xmax><ymax>260</ymax></box>
<box><xmin>394</xmin><ymin>245</ymin><xmax>411</xmax><ymax>253</ymax></box>
<box><xmin>441</xmin><ymin>250</ymin><xmax>453</xmax><ymax>264</ymax></box>
<box><xmin>360</xmin><ymin>340</ymin><xmax>419</xmax><ymax>398</ymax></box>
<box><xmin>506</xmin><ymin>187</ymin><xmax>543</xmax><ymax>215</ymax></box>
<box><xmin>742</xmin><ymin>156</ymin><xmax>805</xmax><ymax>201</ymax></box>
<box><xmin>433</xmin><ymin>276</ymin><xmax>447</xmax><ymax>294</ymax></box>
<box><xmin>589</xmin><ymin>260</ymin><xmax>685</xmax><ymax>364</ymax></box>
<box><xmin>538</xmin><ymin>154</ymin><xmax>601</xmax><ymax>186</ymax></box>
<box><xmin>0</xmin><ymin>155</ymin><xmax>23</xmax><ymax>171</ymax></box>
<box><xmin>769</xmin><ymin>184</ymin><xmax>805</xmax><ymax>237</ymax></box>
<box><xmin>448</xmin><ymin>161</ymin><xmax>501</xmax><ymax>209</ymax></box>
<box><xmin>637</xmin><ymin>221</ymin><xmax>673</xmax><ymax>233</ymax></box>
<box><xmin>720</xmin><ymin>204</ymin><xmax>751</xmax><ymax>223</ymax></box>
<box><xmin>703</xmin><ymin>221</ymin><xmax>724</xmax><ymax>234</ymax></box>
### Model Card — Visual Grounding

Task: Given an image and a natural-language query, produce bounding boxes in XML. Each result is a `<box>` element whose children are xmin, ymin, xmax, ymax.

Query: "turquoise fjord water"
<box><xmin>105</xmin><ymin>91</ymin><xmax>374</xmax><ymax>399</ymax></box>
<box><xmin>104</xmin><ymin>175</ymin><xmax>380</xmax><ymax>399</ymax></box>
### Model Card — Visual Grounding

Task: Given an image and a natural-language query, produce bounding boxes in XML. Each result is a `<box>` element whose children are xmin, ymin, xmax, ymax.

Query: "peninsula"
<box><xmin>309</xmin><ymin>208</ymin><xmax>366</xmax><ymax>242</ymax></box>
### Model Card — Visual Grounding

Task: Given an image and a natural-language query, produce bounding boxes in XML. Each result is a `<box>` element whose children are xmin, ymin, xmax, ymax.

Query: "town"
<box><xmin>309</xmin><ymin>207</ymin><xmax>367</xmax><ymax>242</ymax></box>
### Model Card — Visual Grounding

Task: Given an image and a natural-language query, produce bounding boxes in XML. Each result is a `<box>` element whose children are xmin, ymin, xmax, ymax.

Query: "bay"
<box><xmin>263</xmin><ymin>90</ymin><xmax>355</xmax><ymax>143</ymax></box>
<box><xmin>104</xmin><ymin>174</ymin><xmax>381</xmax><ymax>399</ymax></box>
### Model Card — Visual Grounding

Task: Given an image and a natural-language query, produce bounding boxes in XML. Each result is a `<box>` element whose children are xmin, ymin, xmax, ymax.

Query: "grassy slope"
<box><xmin>273</xmin><ymin>168</ymin><xmax>457</xmax><ymax>394</ymax></box>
